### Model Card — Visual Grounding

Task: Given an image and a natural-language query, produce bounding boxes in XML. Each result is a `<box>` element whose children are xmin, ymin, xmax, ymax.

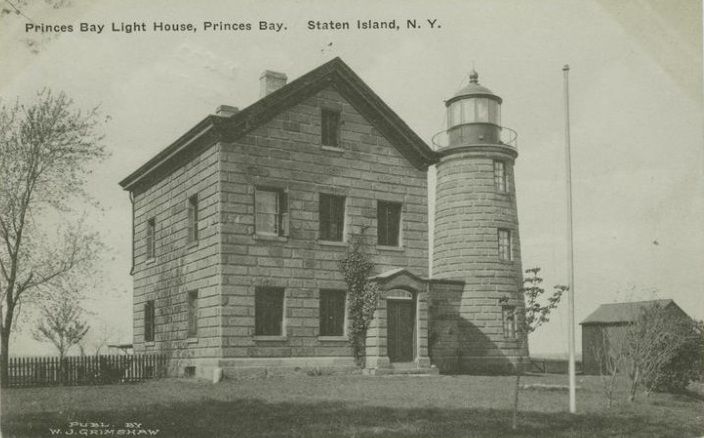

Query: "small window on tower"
<box><xmin>494</xmin><ymin>161</ymin><xmax>509</xmax><ymax>193</ymax></box>
<box><xmin>498</xmin><ymin>229</ymin><xmax>512</xmax><ymax>261</ymax></box>
<box><xmin>502</xmin><ymin>305</ymin><xmax>517</xmax><ymax>338</ymax></box>
<box><xmin>321</xmin><ymin>109</ymin><xmax>341</xmax><ymax>147</ymax></box>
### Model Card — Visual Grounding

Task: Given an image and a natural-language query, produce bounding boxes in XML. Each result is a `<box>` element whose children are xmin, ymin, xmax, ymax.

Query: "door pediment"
<box><xmin>370</xmin><ymin>268</ymin><xmax>426</xmax><ymax>293</ymax></box>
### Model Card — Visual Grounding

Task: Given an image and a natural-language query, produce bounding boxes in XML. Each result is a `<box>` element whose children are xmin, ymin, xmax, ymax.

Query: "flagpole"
<box><xmin>563</xmin><ymin>64</ymin><xmax>577</xmax><ymax>414</ymax></box>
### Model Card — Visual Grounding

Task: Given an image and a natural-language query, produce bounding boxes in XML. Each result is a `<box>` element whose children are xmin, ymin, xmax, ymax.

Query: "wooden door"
<box><xmin>387</xmin><ymin>300</ymin><xmax>415</xmax><ymax>362</ymax></box>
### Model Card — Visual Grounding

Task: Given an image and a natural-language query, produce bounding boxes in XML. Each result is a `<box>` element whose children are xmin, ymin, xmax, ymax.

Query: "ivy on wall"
<box><xmin>338</xmin><ymin>235</ymin><xmax>380</xmax><ymax>367</ymax></box>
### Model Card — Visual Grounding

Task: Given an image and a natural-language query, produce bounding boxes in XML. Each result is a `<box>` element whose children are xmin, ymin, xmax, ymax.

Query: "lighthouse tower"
<box><xmin>432</xmin><ymin>70</ymin><xmax>528</xmax><ymax>373</ymax></box>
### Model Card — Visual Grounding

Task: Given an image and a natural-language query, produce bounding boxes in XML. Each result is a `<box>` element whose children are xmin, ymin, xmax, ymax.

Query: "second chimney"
<box><xmin>215</xmin><ymin>105</ymin><xmax>239</xmax><ymax>117</ymax></box>
<box><xmin>260</xmin><ymin>70</ymin><xmax>287</xmax><ymax>97</ymax></box>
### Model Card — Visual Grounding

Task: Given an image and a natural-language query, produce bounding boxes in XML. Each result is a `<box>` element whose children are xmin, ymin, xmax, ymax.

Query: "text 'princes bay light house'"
<box><xmin>119</xmin><ymin>58</ymin><xmax>528</xmax><ymax>378</ymax></box>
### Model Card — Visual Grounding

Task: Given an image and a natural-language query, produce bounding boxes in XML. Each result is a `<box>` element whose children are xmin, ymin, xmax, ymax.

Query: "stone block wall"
<box><xmin>432</xmin><ymin>148</ymin><xmax>528</xmax><ymax>373</ymax></box>
<box><xmin>131</xmin><ymin>142</ymin><xmax>223</xmax><ymax>363</ymax></box>
<box><xmin>428</xmin><ymin>279</ymin><xmax>464</xmax><ymax>372</ymax></box>
<box><xmin>217</xmin><ymin>86</ymin><xmax>429</xmax><ymax>360</ymax></box>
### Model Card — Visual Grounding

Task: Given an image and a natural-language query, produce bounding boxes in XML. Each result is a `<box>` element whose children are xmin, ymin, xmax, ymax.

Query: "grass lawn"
<box><xmin>2</xmin><ymin>373</ymin><xmax>703</xmax><ymax>437</ymax></box>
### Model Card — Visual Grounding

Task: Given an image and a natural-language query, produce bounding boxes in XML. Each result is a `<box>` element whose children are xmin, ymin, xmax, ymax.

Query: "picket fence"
<box><xmin>5</xmin><ymin>354</ymin><xmax>168</xmax><ymax>387</ymax></box>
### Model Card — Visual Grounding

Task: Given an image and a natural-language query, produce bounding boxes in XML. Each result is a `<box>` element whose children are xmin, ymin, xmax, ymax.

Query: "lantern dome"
<box><xmin>447</xmin><ymin>70</ymin><xmax>503</xmax><ymax>105</ymax></box>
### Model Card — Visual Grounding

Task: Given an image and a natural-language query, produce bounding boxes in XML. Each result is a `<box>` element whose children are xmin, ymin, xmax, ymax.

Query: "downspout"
<box><xmin>129</xmin><ymin>191</ymin><xmax>135</xmax><ymax>276</ymax></box>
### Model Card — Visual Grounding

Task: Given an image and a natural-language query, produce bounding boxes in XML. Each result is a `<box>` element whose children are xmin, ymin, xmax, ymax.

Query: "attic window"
<box><xmin>321</xmin><ymin>109</ymin><xmax>340</xmax><ymax>147</ymax></box>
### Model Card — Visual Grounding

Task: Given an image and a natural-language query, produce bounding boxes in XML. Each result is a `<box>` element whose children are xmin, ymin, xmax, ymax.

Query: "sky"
<box><xmin>1</xmin><ymin>0</ymin><xmax>702</xmax><ymax>357</ymax></box>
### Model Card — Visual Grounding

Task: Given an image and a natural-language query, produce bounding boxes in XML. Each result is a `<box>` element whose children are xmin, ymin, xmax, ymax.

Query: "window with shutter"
<box><xmin>255</xmin><ymin>188</ymin><xmax>288</xmax><ymax>236</ymax></box>
<box><xmin>319</xmin><ymin>290</ymin><xmax>346</xmax><ymax>336</ymax></box>
<box><xmin>377</xmin><ymin>201</ymin><xmax>402</xmax><ymax>246</ymax></box>
<box><xmin>319</xmin><ymin>194</ymin><xmax>345</xmax><ymax>241</ymax></box>
<box><xmin>255</xmin><ymin>287</ymin><xmax>285</xmax><ymax>336</ymax></box>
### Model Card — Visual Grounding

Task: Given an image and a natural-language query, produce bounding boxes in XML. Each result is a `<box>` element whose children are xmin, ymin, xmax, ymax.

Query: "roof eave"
<box><xmin>119</xmin><ymin>115</ymin><xmax>221</xmax><ymax>191</ymax></box>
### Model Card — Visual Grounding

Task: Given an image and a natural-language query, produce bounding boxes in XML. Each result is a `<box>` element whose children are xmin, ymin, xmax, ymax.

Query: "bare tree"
<box><xmin>92</xmin><ymin>321</ymin><xmax>113</xmax><ymax>356</ymax></box>
<box><xmin>509</xmin><ymin>267</ymin><xmax>566</xmax><ymax>430</ymax></box>
<box><xmin>32</xmin><ymin>292</ymin><xmax>89</xmax><ymax>360</ymax></box>
<box><xmin>0</xmin><ymin>89</ymin><xmax>107</xmax><ymax>386</ymax></box>
<box><xmin>89</xmin><ymin>320</ymin><xmax>125</xmax><ymax>356</ymax></box>
<box><xmin>623</xmin><ymin>303</ymin><xmax>692</xmax><ymax>401</ymax></box>
<box><xmin>591</xmin><ymin>327</ymin><xmax>627</xmax><ymax>408</ymax></box>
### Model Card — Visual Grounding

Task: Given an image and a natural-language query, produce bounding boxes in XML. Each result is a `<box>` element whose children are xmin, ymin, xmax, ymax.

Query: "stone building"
<box><xmin>119</xmin><ymin>58</ymin><xmax>527</xmax><ymax>378</ymax></box>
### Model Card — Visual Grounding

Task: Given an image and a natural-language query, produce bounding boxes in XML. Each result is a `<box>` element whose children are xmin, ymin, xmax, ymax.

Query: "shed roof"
<box><xmin>580</xmin><ymin>299</ymin><xmax>689</xmax><ymax>325</ymax></box>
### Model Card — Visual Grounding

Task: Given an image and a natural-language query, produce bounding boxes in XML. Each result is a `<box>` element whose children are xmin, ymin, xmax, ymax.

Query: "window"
<box><xmin>144</xmin><ymin>300</ymin><xmax>155</xmax><ymax>342</ymax></box>
<box><xmin>494</xmin><ymin>160</ymin><xmax>508</xmax><ymax>193</ymax></box>
<box><xmin>187</xmin><ymin>290</ymin><xmax>198</xmax><ymax>338</ymax></box>
<box><xmin>255</xmin><ymin>287</ymin><xmax>285</xmax><ymax>336</ymax></box>
<box><xmin>319</xmin><ymin>290</ymin><xmax>346</xmax><ymax>336</ymax></box>
<box><xmin>498</xmin><ymin>229</ymin><xmax>512</xmax><ymax>261</ymax></box>
<box><xmin>502</xmin><ymin>305</ymin><xmax>517</xmax><ymax>338</ymax></box>
<box><xmin>187</xmin><ymin>195</ymin><xmax>199</xmax><ymax>243</ymax></box>
<box><xmin>255</xmin><ymin>188</ymin><xmax>288</xmax><ymax>236</ymax></box>
<box><xmin>377</xmin><ymin>201</ymin><xmax>402</xmax><ymax>246</ymax></box>
<box><xmin>319</xmin><ymin>194</ymin><xmax>345</xmax><ymax>241</ymax></box>
<box><xmin>321</xmin><ymin>109</ymin><xmax>340</xmax><ymax>147</ymax></box>
<box><xmin>146</xmin><ymin>218</ymin><xmax>156</xmax><ymax>260</ymax></box>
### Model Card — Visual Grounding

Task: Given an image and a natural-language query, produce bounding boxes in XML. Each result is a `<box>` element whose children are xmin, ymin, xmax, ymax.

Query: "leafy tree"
<box><xmin>32</xmin><ymin>291</ymin><xmax>89</xmax><ymax>360</ymax></box>
<box><xmin>509</xmin><ymin>267</ymin><xmax>566</xmax><ymax>430</ymax></box>
<box><xmin>0</xmin><ymin>89</ymin><xmax>107</xmax><ymax>386</ymax></box>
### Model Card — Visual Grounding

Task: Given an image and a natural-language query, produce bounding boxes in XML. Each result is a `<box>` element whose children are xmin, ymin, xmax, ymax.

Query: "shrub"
<box><xmin>644</xmin><ymin>320</ymin><xmax>703</xmax><ymax>393</ymax></box>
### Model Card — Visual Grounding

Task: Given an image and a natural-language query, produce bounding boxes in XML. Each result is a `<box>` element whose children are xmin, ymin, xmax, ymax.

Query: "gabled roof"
<box><xmin>119</xmin><ymin>57</ymin><xmax>437</xmax><ymax>191</ymax></box>
<box><xmin>580</xmin><ymin>299</ymin><xmax>690</xmax><ymax>325</ymax></box>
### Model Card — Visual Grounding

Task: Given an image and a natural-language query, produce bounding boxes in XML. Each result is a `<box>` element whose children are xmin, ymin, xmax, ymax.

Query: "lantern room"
<box><xmin>435</xmin><ymin>70</ymin><xmax>516</xmax><ymax>149</ymax></box>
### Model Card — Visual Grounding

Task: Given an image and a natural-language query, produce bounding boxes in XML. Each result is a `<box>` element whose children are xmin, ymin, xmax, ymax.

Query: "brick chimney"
<box><xmin>260</xmin><ymin>70</ymin><xmax>287</xmax><ymax>97</ymax></box>
<box><xmin>215</xmin><ymin>105</ymin><xmax>239</xmax><ymax>117</ymax></box>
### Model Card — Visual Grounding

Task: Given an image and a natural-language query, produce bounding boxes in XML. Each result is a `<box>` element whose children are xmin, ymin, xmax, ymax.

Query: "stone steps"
<box><xmin>363</xmin><ymin>362</ymin><xmax>439</xmax><ymax>376</ymax></box>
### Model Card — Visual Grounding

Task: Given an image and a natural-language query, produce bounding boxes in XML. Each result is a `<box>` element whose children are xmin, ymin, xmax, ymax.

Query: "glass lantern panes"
<box><xmin>447</xmin><ymin>97</ymin><xmax>501</xmax><ymax>128</ymax></box>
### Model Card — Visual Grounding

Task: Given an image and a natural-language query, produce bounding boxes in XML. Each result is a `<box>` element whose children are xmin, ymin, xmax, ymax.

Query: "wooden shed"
<box><xmin>580</xmin><ymin>299</ymin><xmax>692</xmax><ymax>375</ymax></box>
